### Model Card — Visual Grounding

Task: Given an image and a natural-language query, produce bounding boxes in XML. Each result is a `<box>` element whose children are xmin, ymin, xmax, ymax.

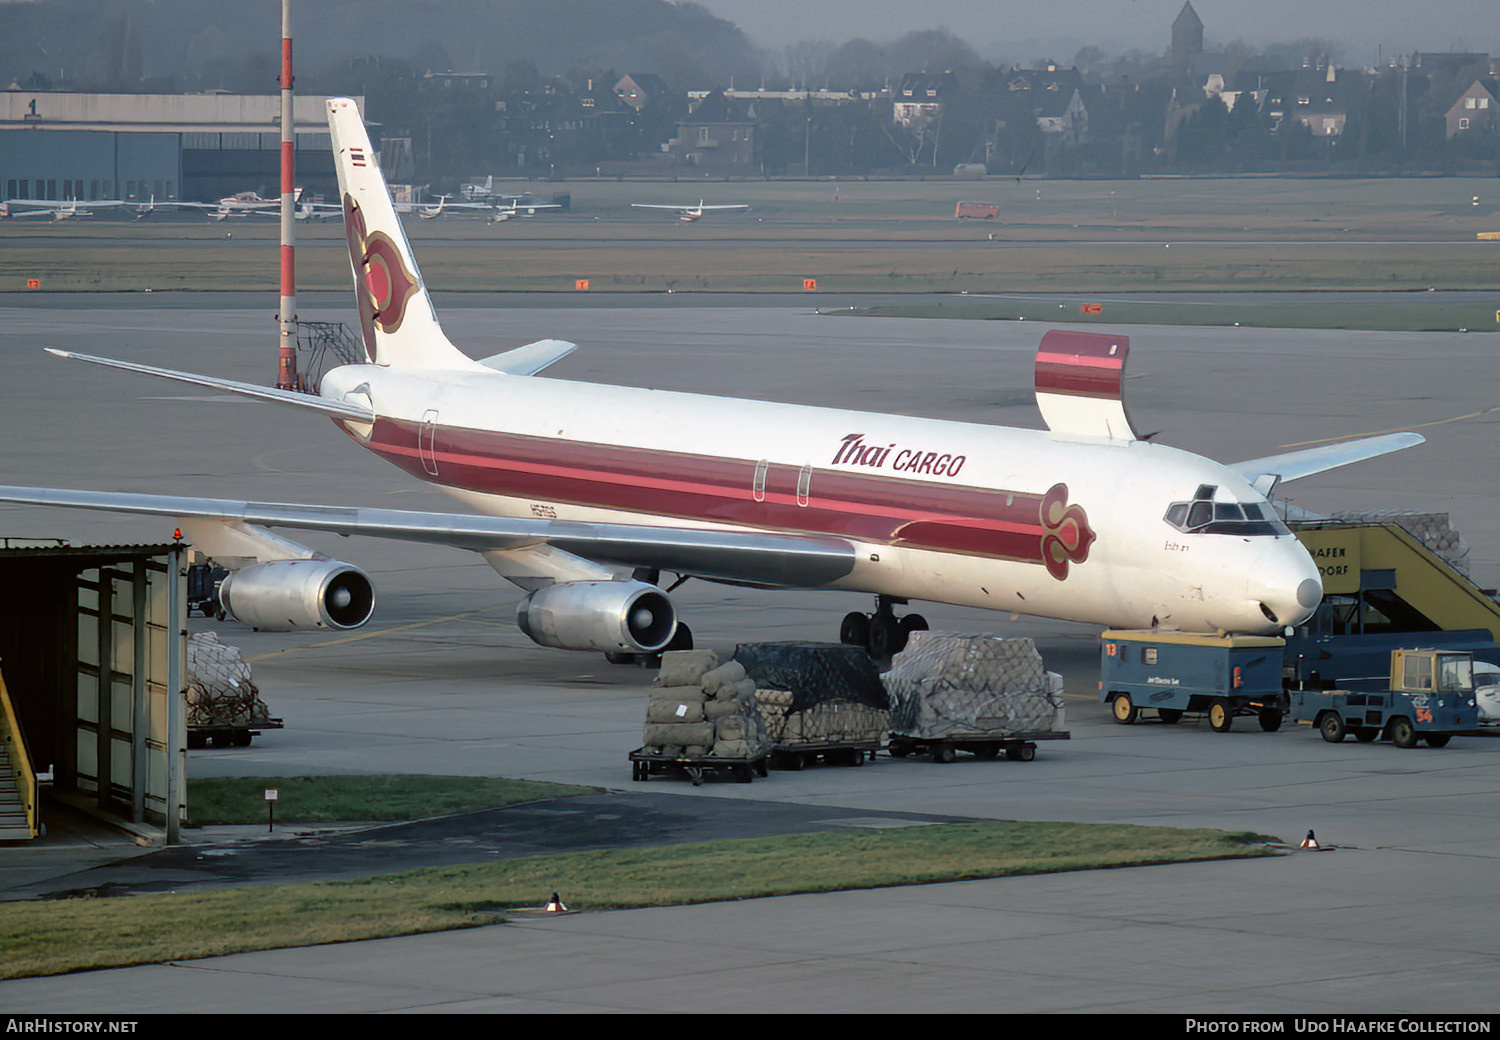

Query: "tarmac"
<box><xmin>1</xmin><ymin>296</ymin><xmax>1498</xmax><ymax>1014</ymax></box>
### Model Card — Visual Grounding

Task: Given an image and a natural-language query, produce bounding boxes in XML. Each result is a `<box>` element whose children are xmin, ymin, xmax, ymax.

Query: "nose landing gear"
<box><xmin>840</xmin><ymin>595</ymin><xmax>928</xmax><ymax>659</ymax></box>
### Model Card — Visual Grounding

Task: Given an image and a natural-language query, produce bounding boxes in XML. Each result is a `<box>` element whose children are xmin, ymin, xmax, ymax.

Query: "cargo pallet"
<box><xmin>886</xmin><ymin>732</ymin><xmax>1068</xmax><ymax>763</ymax></box>
<box><xmin>629</xmin><ymin>747</ymin><xmax>770</xmax><ymax>785</ymax></box>
<box><xmin>187</xmin><ymin>716</ymin><xmax>283</xmax><ymax>749</ymax></box>
<box><xmin>768</xmin><ymin>742</ymin><xmax>880</xmax><ymax>770</ymax></box>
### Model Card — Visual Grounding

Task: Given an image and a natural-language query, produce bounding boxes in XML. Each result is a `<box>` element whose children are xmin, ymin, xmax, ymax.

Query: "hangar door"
<box><xmin>74</xmin><ymin>550</ymin><xmax>186</xmax><ymax>836</ymax></box>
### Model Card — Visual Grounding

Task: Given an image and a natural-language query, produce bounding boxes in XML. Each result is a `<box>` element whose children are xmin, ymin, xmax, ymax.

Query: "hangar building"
<box><xmin>0</xmin><ymin>90</ymin><xmax>362</xmax><ymax>204</ymax></box>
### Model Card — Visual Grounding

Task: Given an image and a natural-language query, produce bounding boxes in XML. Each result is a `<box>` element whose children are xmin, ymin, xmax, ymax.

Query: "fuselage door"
<box><xmin>419</xmin><ymin>409</ymin><xmax>440</xmax><ymax>476</ymax></box>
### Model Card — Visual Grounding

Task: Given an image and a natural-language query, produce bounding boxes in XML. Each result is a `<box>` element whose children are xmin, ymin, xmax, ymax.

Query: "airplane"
<box><xmin>164</xmin><ymin>190</ymin><xmax>338</xmax><ymax>223</ymax></box>
<box><xmin>487</xmin><ymin>198</ymin><xmax>561</xmax><ymax>223</ymax></box>
<box><xmin>631</xmin><ymin>200</ymin><xmax>750</xmax><ymax>223</ymax></box>
<box><xmin>0</xmin><ymin>97</ymin><xmax>1426</xmax><ymax>664</ymax></box>
<box><xmin>399</xmin><ymin>195</ymin><xmax>559</xmax><ymax>223</ymax></box>
<box><xmin>0</xmin><ymin>198</ymin><xmax>128</xmax><ymax>221</ymax></box>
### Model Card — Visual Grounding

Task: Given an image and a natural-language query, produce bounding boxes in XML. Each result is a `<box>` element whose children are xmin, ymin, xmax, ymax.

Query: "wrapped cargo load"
<box><xmin>1331</xmin><ymin>509</ymin><xmax>1471</xmax><ymax>577</ymax></box>
<box><xmin>638</xmin><ymin>652</ymin><xmax>772</xmax><ymax>762</ymax></box>
<box><xmin>185</xmin><ymin>631</ymin><xmax>280</xmax><ymax>747</ymax></box>
<box><xmin>885</xmin><ymin>632</ymin><xmax>1065</xmax><ymax>739</ymax></box>
<box><xmin>734</xmin><ymin>642</ymin><xmax>889</xmax><ymax>751</ymax></box>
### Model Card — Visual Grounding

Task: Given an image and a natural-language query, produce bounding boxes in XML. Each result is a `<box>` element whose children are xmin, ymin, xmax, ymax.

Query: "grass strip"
<box><xmin>0</xmin><ymin>821</ymin><xmax>1277</xmax><ymax>980</ymax></box>
<box><xmin>186</xmin><ymin>775</ymin><xmax>597</xmax><ymax>826</ymax></box>
<box><xmin>847</xmin><ymin>297</ymin><xmax>1500</xmax><ymax>332</ymax></box>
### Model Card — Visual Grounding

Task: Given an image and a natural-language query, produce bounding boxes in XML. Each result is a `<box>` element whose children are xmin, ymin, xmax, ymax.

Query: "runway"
<box><xmin>1</xmin><ymin>296</ymin><xmax>1498</xmax><ymax>1013</ymax></box>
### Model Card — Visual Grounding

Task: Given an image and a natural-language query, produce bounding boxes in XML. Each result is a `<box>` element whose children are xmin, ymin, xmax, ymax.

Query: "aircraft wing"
<box><xmin>630</xmin><ymin>204</ymin><xmax>749</xmax><ymax>212</ymax></box>
<box><xmin>1231</xmin><ymin>432</ymin><xmax>1425</xmax><ymax>493</ymax></box>
<box><xmin>0</xmin><ymin>486</ymin><xmax>858</xmax><ymax>589</ymax></box>
<box><xmin>44</xmin><ymin>348</ymin><xmax>375</xmax><ymax>422</ymax></box>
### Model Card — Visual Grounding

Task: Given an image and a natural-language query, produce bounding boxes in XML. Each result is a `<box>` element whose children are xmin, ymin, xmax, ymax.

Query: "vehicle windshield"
<box><xmin>1439</xmin><ymin>655</ymin><xmax>1474</xmax><ymax>693</ymax></box>
<box><xmin>1163</xmin><ymin>485</ymin><xmax>1290</xmax><ymax>536</ymax></box>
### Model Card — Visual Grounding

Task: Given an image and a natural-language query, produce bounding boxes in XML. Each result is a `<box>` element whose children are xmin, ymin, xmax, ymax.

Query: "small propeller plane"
<box><xmin>631</xmin><ymin>200</ymin><xmax>750</xmax><ymax>223</ymax></box>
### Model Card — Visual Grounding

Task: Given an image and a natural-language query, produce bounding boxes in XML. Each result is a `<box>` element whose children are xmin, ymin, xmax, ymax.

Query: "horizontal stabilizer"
<box><xmin>478</xmin><ymin>339</ymin><xmax>578</xmax><ymax>375</ymax></box>
<box><xmin>45</xmin><ymin>349</ymin><xmax>375</xmax><ymax>421</ymax></box>
<box><xmin>1232</xmin><ymin>432</ymin><xmax>1425</xmax><ymax>494</ymax></box>
<box><xmin>1034</xmin><ymin>330</ymin><xmax>1138</xmax><ymax>441</ymax></box>
<box><xmin>0</xmin><ymin>486</ymin><xmax>858</xmax><ymax>590</ymax></box>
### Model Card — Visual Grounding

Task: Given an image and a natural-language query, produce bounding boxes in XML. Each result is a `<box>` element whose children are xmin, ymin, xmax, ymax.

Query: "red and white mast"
<box><xmin>276</xmin><ymin>0</ymin><xmax>298</xmax><ymax>390</ymax></box>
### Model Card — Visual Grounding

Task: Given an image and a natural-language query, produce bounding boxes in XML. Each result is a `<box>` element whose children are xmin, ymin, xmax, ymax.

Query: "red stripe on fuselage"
<box><xmin>357</xmin><ymin>418</ymin><xmax>1058</xmax><ymax>564</ymax></box>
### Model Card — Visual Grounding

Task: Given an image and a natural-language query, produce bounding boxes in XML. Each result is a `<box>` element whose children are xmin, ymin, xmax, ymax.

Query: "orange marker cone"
<box><xmin>1299</xmin><ymin>830</ymin><xmax>1320</xmax><ymax>850</ymax></box>
<box><xmin>544</xmin><ymin>892</ymin><xmax>569</xmax><ymax>913</ymax></box>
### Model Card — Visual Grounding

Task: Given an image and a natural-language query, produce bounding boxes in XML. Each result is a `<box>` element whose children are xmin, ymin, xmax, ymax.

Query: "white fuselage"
<box><xmin>319</xmin><ymin>363</ymin><xmax>1323</xmax><ymax>636</ymax></box>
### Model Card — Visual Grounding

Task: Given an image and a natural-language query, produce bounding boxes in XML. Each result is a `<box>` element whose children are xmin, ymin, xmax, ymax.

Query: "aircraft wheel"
<box><xmin>1424</xmin><ymin>733</ymin><xmax>1452</xmax><ymax>748</ymax></box>
<box><xmin>900</xmin><ymin>613</ymin><xmax>929</xmax><ymax>637</ymax></box>
<box><xmin>868</xmin><ymin>614</ymin><xmax>902</xmax><ymax>658</ymax></box>
<box><xmin>1157</xmin><ymin>708</ymin><xmax>1182</xmax><ymax>725</ymax></box>
<box><xmin>839</xmin><ymin>611</ymin><xmax>870</xmax><ymax>647</ymax></box>
<box><xmin>1259</xmin><ymin>709</ymin><xmax>1284</xmax><ymax>733</ymax></box>
<box><xmin>1354</xmin><ymin>728</ymin><xmax>1379</xmax><ymax>743</ymax></box>
<box><xmin>1390</xmin><ymin>717</ymin><xmax>1419</xmax><ymax>748</ymax></box>
<box><xmin>1111</xmin><ymin>694</ymin><xmax>1138</xmax><ymax>725</ymax></box>
<box><xmin>932</xmin><ymin>744</ymin><xmax>956</xmax><ymax>764</ymax></box>
<box><xmin>1209</xmin><ymin>699</ymin><xmax>1234</xmax><ymax>732</ymax></box>
<box><xmin>1319</xmin><ymin>712</ymin><xmax>1346</xmax><ymax>743</ymax></box>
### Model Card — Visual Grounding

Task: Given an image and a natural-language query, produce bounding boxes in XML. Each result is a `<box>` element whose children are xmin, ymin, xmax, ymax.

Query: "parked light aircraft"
<box><xmin>160</xmin><ymin>190</ymin><xmax>338</xmax><ymax>222</ymax></box>
<box><xmin>0</xmin><ymin>198</ymin><xmax>132</xmax><ymax>221</ymax></box>
<box><xmin>399</xmin><ymin>195</ymin><xmax>560</xmax><ymax>223</ymax></box>
<box><xmin>0</xmin><ymin>97</ymin><xmax>1425</xmax><ymax>661</ymax></box>
<box><xmin>631</xmin><ymin>200</ymin><xmax>750</xmax><ymax>223</ymax></box>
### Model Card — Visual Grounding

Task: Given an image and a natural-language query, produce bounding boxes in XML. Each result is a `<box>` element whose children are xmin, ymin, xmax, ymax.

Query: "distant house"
<box><xmin>670</xmin><ymin>90</ymin><xmax>756</xmax><ymax>172</ymax></box>
<box><xmin>892</xmin><ymin>72</ymin><xmax>954</xmax><ymax>129</ymax></box>
<box><xmin>1262</xmin><ymin>62</ymin><xmax>1367</xmax><ymax>138</ymax></box>
<box><xmin>614</xmin><ymin>73</ymin><xmax>673</xmax><ymax>113</ymax></box>
<box><xmin>1446</xmin><ymin>80</ymin><xmax>1500</xmax><ymax>138</ymax></box>
<box><xmin>998</xmin><ymin>64</ymin><xmax>1089</xmax><ymax>144</ymax></box>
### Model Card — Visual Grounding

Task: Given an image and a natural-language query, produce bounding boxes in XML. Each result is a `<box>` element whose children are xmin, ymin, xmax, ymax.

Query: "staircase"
<box><xmin>0</xmin><ymin>670</ymin><xmax>38</xmax><ymax>841</ymax></box>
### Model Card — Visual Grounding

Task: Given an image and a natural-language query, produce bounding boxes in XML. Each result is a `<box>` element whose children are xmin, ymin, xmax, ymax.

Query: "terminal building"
<box><xmin>0</xmin><ymin>90</ymin><xmax>362</xmax><ymax>203</ymax></box>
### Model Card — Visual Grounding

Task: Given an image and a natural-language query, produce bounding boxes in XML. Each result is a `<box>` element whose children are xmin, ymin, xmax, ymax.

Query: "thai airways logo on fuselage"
<box><xmin>830</xmin><ymin>433</ymin><xmax>1095</xmax><ymax>580</ymax></box>
<box><xmin>831</xmin><ymin>432</ymin><xmax>967</xmax><ymax>478</ymax></box>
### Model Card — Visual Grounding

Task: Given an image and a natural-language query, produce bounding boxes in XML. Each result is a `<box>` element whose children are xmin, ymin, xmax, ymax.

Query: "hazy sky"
<box><xmin>694</xmin><ymin>0</ymin><xmax>1497</xmax><ymax>65</ymax></box>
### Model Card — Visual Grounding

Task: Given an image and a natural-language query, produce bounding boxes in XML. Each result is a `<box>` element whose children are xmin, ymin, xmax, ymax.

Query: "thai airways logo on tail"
<box><xmin>327</xmin><ymin>96</ymin><xmax>480</xmax><ymax>372</ymax></box>
<box><xmin>343</xmin><ymin>193</ymin><xmax>420</xmax><ymax>359</ymax></box>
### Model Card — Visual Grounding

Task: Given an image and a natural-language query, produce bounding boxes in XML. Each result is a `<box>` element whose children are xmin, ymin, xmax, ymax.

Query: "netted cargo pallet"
<box><xmin>885</xmin><ymin>632</ymin><xmax>1066</xmax><ymax>740</ymax></box>
<box><xmin>735</xmin><ymin>642</ymin><xmax>889</xmax><ymax>768</ymax></box>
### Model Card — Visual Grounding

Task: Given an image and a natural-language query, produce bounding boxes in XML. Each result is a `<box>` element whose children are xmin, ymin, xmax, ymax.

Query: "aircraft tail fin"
<box><xmin>327</xmin><ymin>97</ymin><xmax>480</xmax><ymax>371</ymax></box>
<box><xmin>1034</xmin><ymin>330</ymin><xmax>1139</xmax><ymax>441</ymax></box>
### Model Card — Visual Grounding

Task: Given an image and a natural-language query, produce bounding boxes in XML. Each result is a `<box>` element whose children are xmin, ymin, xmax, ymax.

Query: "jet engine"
<box><xmin>217</xmin><ymin>559</ymin><xmax>376</xmax><ymax>631</ymax></box>
<box><xmin>515</xmin><ymin>580</ymin><xmax>676</xmax><ymax>653</ymax></box>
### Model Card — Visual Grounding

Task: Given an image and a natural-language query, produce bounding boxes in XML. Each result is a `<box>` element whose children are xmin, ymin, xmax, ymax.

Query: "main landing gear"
<box><xmin>840</xmin><ymin>595</ymin><xmax>928</xmax><ymax>659</ymax></box>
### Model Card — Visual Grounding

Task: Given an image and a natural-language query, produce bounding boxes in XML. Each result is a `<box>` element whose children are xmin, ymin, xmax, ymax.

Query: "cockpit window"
<box><xmin>1164</xmin><ymin>489</ymin><xmax>1289</xmax><ymax>536</ymax></box>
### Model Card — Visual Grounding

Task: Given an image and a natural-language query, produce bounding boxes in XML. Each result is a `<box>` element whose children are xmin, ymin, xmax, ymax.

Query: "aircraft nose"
<box><xmin>1248</xmin><ymin>540</ymin><xmax>1322</xmax><ymax>629</ymax></box>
